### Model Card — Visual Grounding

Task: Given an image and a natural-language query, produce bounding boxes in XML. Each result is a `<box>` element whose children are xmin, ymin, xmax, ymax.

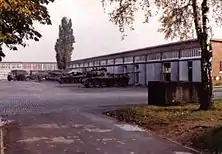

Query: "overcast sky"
<box><xmin>2</xmin><ymin>0</ymin><xmax>222</xmax><ymax>62</ymax></box>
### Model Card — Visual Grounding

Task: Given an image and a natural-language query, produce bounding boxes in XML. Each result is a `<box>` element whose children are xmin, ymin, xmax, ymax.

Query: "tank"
<box><xmin>46</xmin><ymin>70</ymin><xmax>64</xmax><ymax>81</ymax></box>
<box><xmin>81</xmin><ymin>69</ymin><xmax>130</xmax><ymax>88</ymax></box>
<box><xmin>57</xmin><ymin>68</ymin><xmax>106</xmax><ymax>84</ymax></box>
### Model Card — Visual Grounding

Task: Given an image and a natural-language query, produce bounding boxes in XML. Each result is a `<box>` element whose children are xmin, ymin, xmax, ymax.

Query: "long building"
<box><xmin>68</xmin><ymin>39</ymin><xmax>222</xmax><ymax>86</ymax></box>
<box><xmin>0</xmin><ymin>62</ymin><xmax>57</xmax><ymax>79</ymax></box>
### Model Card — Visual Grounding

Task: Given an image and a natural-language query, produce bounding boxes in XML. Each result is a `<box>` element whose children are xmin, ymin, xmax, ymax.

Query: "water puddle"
<box><xmin>115</xmin><ymin>124</ymin><xmax>144</xmax><ymax>132</ymax></box>
<box><xmin>84</xmin><ymin>128</ymin><xmax>112</xmax><ymax>133</ymax></box>
<box><xmin>173</xmin><ymin>152</ymin><xmax>194</xmax><ymax>154</ymax></box>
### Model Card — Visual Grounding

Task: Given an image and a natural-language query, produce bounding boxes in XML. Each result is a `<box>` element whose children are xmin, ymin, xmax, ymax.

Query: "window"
<box><xmin>124</xmin><ymin>57</ymin><xmax>133</xmax><ymax>63</ymax></box>
<box><xmin>188</xmin><ymin>61</ymin><xmax>193</xmax><ymax>82</ymax></box>
<box><xmin>220</xmin><ymin>61</ymin><xmax>222</xmax><ymax>71</ymax></box>
<box><xmin>162</xmin><ymin>51</ymin><xmax>179</xmax><ymax>59</ymax></box>
<box><xmin>147</xmin><ymin>53</ymin><xmax>161</xmax><ymax>61</ymax></box>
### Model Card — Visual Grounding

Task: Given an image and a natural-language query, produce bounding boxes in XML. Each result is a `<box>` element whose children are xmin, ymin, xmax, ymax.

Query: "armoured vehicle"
<box><xmin>81</xmin><ymin>70</ymin><xmax>131</xmax><ymax>88</ymax></box>
<box><xmin>45</xmin><ymin>70</ymin><xmax>64</xmax><ymax>81</ymax></box>
<box><xmin>57</xmin><ymin>68</ymin><xmax>107</xmax><ymax>84</ymax></box>
<box><xmin>7</xmin><ymin>70</ymin><xmax>29</xmax><ymax>81</ymax></box>
<box><xmin>29</xmin><ymin>70</ymin><xmax>49</xmax><ymax>80</ymax></box>
<box><xmin>56</xmin><ymin>70</ymin><xmax>83</xmax><ymax>84</ymax></box>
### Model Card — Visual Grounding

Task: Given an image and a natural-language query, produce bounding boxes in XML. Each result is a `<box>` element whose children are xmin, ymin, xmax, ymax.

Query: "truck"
<box><xmin>7</xmin><ymin>70</ymin><xmax>29</xmax><ymax>81</ymax></box>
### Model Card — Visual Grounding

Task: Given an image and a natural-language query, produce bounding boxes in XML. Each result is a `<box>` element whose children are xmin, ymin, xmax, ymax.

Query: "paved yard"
<box><xmin>0</xmin><ymin>81</ymin><xmax>199</xmax><ymax>154</ymax></box>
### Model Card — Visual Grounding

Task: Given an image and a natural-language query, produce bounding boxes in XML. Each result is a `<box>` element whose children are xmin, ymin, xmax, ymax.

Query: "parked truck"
<box><xmin>7</xmin><ymin>70</ymin><xmax>29</xmax><ymax>81</ymax></box>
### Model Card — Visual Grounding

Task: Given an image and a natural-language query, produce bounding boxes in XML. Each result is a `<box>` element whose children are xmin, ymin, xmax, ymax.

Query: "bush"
<box><xmin>193</xmin><ymin>125</ymin><xmax>222</xmax><ymax>154</ymax></box>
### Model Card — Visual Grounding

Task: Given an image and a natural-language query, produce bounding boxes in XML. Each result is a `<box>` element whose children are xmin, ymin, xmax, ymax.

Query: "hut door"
<box><xmin>188</xmin><ymin>61</ymin><xmax>193</xmax><ymax>82</ymax></box>
<box><xmin>163</xmin><ymin>63</ymin><xmax>171</xmax><ymax>82</ymax></box>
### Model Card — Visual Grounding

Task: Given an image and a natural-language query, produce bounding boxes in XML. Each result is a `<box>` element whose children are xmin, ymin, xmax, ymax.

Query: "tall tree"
<box><xmin>55</xmin><ymin>17</ymin><xmax>75</xmax><ymax>70</ymax></box>
<box><xmin>102</xmin><ymin>0</ymin><xmax>222</xmax><ymax>110</ymax></box>
<box><xmin>0</xmin><ymin>0</ymin><xmax>54</xmax><ymax>61</ymax></box>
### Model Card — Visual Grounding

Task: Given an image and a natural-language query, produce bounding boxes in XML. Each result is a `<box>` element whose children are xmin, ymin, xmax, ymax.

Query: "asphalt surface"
<box><xmin>0</xmin><ymin>81</ymin><xmax>201</xmax><ymax>154</ymax></box>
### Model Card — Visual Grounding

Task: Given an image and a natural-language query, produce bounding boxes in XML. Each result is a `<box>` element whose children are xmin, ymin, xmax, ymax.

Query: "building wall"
<box><xmin>67</xmin><ymin>39</ymin><xmax>211</xmax><ymax>86</ymax></box>
<box><xmin>179</xmin><ymin>61</ymin><xmax>188</xmax><ymax>81</ymax></box>
<box><xmin>192</xmin><ymin>60</ymin><xmax>201</xmax><ymax>82</ymax></box>
<box><xmin>212</xmin><ymin>40</ymin><xmax>222</xmax><ymax>85</ymax></box>
<box><xmin>0</xmin><ymin>62</ymin><xmax>57</xmax><ymax>79</ymax></box>
<box><xmin>171</xmin><ymin>62</ymin><xmax>179</xmax><ymax>81</ymax></box>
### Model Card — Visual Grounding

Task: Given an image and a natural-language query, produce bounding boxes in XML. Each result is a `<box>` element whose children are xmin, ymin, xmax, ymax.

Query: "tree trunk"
<box><xmin>199</xmin><ymin>48</ymin><xmax>213</xmax><ymax>110</ymax></box>
<box><xmin>198</xmin><ymin>0</ymin><xmax>213</xmax><ymax>110</ymax></box>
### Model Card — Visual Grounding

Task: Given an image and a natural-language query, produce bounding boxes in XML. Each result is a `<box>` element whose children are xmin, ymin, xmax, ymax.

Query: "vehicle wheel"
<box><xmin>100</xmin><ymin>82</ymin><xmax>106</xmax><ymax>88</ymax></box>
<box><xmin>88</xmin><ymin>81</ymin><xmax>94</xmax><ymax>88</ymax></box>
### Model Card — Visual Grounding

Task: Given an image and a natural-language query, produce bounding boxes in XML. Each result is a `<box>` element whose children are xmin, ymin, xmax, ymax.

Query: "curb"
<box><xmin>0</xmin><ymin>120</ymin><xmax>17</xmax><ymax>154</ymax></box>
<box><xmin>103</xmin><ymin>113</ymin><xmax>202</xmax><ymax>154</ymax></box>
<box><xmin>160</xmin><ymin>136</ymin><xmax>202</xmax><ymax>154</ymax></box>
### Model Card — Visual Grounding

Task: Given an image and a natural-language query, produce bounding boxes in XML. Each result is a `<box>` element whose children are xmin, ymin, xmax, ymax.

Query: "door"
<box><xmin>188</xmin><ymin>61</ymin><xmax>193</xmax><ymax>82</ymax></box>
<box><xmin>163</xmin><ymin>63</ymin><xmax>171</xmax><ymax>82</ymax></box>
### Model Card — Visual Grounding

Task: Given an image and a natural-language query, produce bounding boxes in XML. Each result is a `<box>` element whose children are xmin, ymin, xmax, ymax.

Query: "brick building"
<box><xmin>211</xmin><ymin>39</ymin><xmax>222</xmax><ymax>85</ymax></box>
<box><xmin>0</xmin><ymin>62</ymin><xmax>57</xmax><ymax>79</ymax></box>
<box><xmin>67</xmin><ymin>38</ymin><xmax>222</xmax><ymax>86</ymax></box>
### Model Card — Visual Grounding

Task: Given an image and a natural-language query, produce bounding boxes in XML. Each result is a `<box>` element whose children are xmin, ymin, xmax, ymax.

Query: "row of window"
<box><xmin>0</xmin><ymin>63</ymin><xmax>57</xmax><ymax>70</ymax></box>
<box><xmin>69</xmin><ymin>48</ymin><xmax>201</xmax><ymax>68</ymax></box>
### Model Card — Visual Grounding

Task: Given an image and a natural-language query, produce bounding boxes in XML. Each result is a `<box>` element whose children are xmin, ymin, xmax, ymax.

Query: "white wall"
<box><xmin>114</xmin><ymin>65</ymin><xmax>124</xmax><ymax>74</ymax></box>
<box><xmin>125</xmin><ymin>65</ymin><xmax>134</xmax><ymax>85</ymax></box>
<box><xmin>171</xmin><ymin>62</ymin><xmax>179</xmax><ymax>81</ymax></box>
<box><xmin>154</xmin><ymin>63</ymin><xmax>162</xmax><ymax>81</ymax></box>
<box><xmin>107</xmin><ymin>66</ymin><xmax>114</xmax><ymax>73</ymax></box>
<box><xmin>138</xmin><ymin>64</ymin><xmax>146</xmax><ymax>85</ymax></box>
<box><xmin>192</xmin><ymin>60</ymin><xmax>201</xmax><ymax>82</ymax></box>
<box><xmin>179</xmin><ymin>61</ymin><xmax>188</xmax><ymax>81</ymax></box>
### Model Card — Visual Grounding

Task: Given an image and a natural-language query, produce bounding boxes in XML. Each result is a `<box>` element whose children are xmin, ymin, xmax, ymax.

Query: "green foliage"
<box><xmin>104</xmin><ymin>101</ymin><xmax>222</xmax><ymax>153</ymax></box>
<box><xmin>193</xmin><ymin>126</ymin><xmax>222</xmax><ymax>154</ymax></box>
<box><xmin>102</xmin><ymin>0</ymin><xmax>222</xmax><ymax>40</ymax></box>
<box><xmin>55</xmin><ymin>17</ymin><xmax>75</xmax><ymax>70</ymax></box>
<box><xmin>102</xmin><ymin>0</ymin><xmax>222</xmax><ymax>110</ymax></box>
<box><xmin>0</xmin><ymin>0</ymin><xmax>54</xmax><ymax>61</ymax></box>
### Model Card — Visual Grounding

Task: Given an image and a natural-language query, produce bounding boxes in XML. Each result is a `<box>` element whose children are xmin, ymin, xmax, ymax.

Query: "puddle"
<box><xmin>173</xmin><ymin>152</ymin><xmax>194</xmax><ymax>154</ymax></box>
<box><xmin>17</xmin><ymin>137</ymin><xmax>48</xmax><ymax>143</ymax></box>
<box><xmin>115</xmin><ymin>124</ymin><xmax>144</xmax><ymax>132</ymax></box>
<box><xmin>49</xmin><ymin>137</ymin><xmax>74</xmax><ymax>144</ymax></box>
<box><xmin>102</xmin><ymin>138</ymin><xmax>116</xmax><ymax>141</ymax></box>
<box><xmin>84</xmin><ymin>128</ymin><xmax>112</xmax><ymax>133</ymax></box>
<box><xmin>30</xmin><ymin>124</ymin><xmax>68</xmax><ymax>129</ymax></box>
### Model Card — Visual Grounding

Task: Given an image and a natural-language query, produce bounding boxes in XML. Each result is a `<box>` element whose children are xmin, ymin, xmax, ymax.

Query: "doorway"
<box><xmin>188</xmin><ymin>61</ymin><xmax>193</xmax><ymax>82</ymax></box>
<box><xmin>163</xmin><ymin>62</ymin><xmax>171</xmax><ymax>82</ymax></box>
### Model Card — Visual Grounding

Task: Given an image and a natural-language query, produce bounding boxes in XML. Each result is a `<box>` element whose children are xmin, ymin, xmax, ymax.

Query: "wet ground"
<box><xmin>0</xmin><ymin>81</ymin><xmax>200</xmax><ymax>154</ymax></box>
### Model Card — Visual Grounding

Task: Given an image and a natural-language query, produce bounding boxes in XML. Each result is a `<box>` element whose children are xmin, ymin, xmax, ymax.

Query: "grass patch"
<box><xmin>104</xmin><ymin>100</ymin><xmax>222</xmax><ymax>153</ymax></box>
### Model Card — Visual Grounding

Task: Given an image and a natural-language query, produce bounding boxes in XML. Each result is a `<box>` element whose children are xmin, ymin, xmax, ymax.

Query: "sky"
<box><xmin>2</xmin><ymin>0</ymin><xmax>222</xmax><ymax>62</ymax></box>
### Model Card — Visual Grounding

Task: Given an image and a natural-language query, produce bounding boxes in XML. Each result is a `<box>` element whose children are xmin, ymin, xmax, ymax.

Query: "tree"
<box><xmin>0</xmin><ymin>0</ymin><xmax>54</xmax><ymax>61</ymax></box>
<box><xmin>55</xmin><ymin>17</ymin><xmax>75</xmax><ymax>70</ymax></box>
<box><xmin>102</xmin><ymin>0</ymin><xmax>222</xmax><ymax>110</ymax></box>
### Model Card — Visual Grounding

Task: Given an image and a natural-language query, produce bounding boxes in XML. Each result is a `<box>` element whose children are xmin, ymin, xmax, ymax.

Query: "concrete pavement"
<box><xmin>0</xmin><ymin>81</ymin><xmax>201</xmax><ymax>154</ymax></box>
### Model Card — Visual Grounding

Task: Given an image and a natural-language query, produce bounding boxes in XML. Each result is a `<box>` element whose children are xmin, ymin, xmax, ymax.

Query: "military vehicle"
<box><xmin>81</xmin><ymin>71</ymin><xmax>132</xmax><ymax>88</ymax></box>
<box><xmin>29</xmin><ymin>70</ymin><xmax>49</xmax><ymax>80</ymax></box>
<box><xmin>45</xmin><ymin>70</ymin><xmax>64</xmax><ymax>81</ymax></box>
<box><xmin>7</xmin><ymin>70</ymin><xmax>29</xmax><ymax>81</ymax></box>
<box><xmin>57</xmin><ymin>68</ymin><xmax>106</xmax><ymax>84</ymax></box>
<box><xmin>56</xmin><ymin>70</ymin><xmax>83</xmax><ymax>84</ymax></box>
